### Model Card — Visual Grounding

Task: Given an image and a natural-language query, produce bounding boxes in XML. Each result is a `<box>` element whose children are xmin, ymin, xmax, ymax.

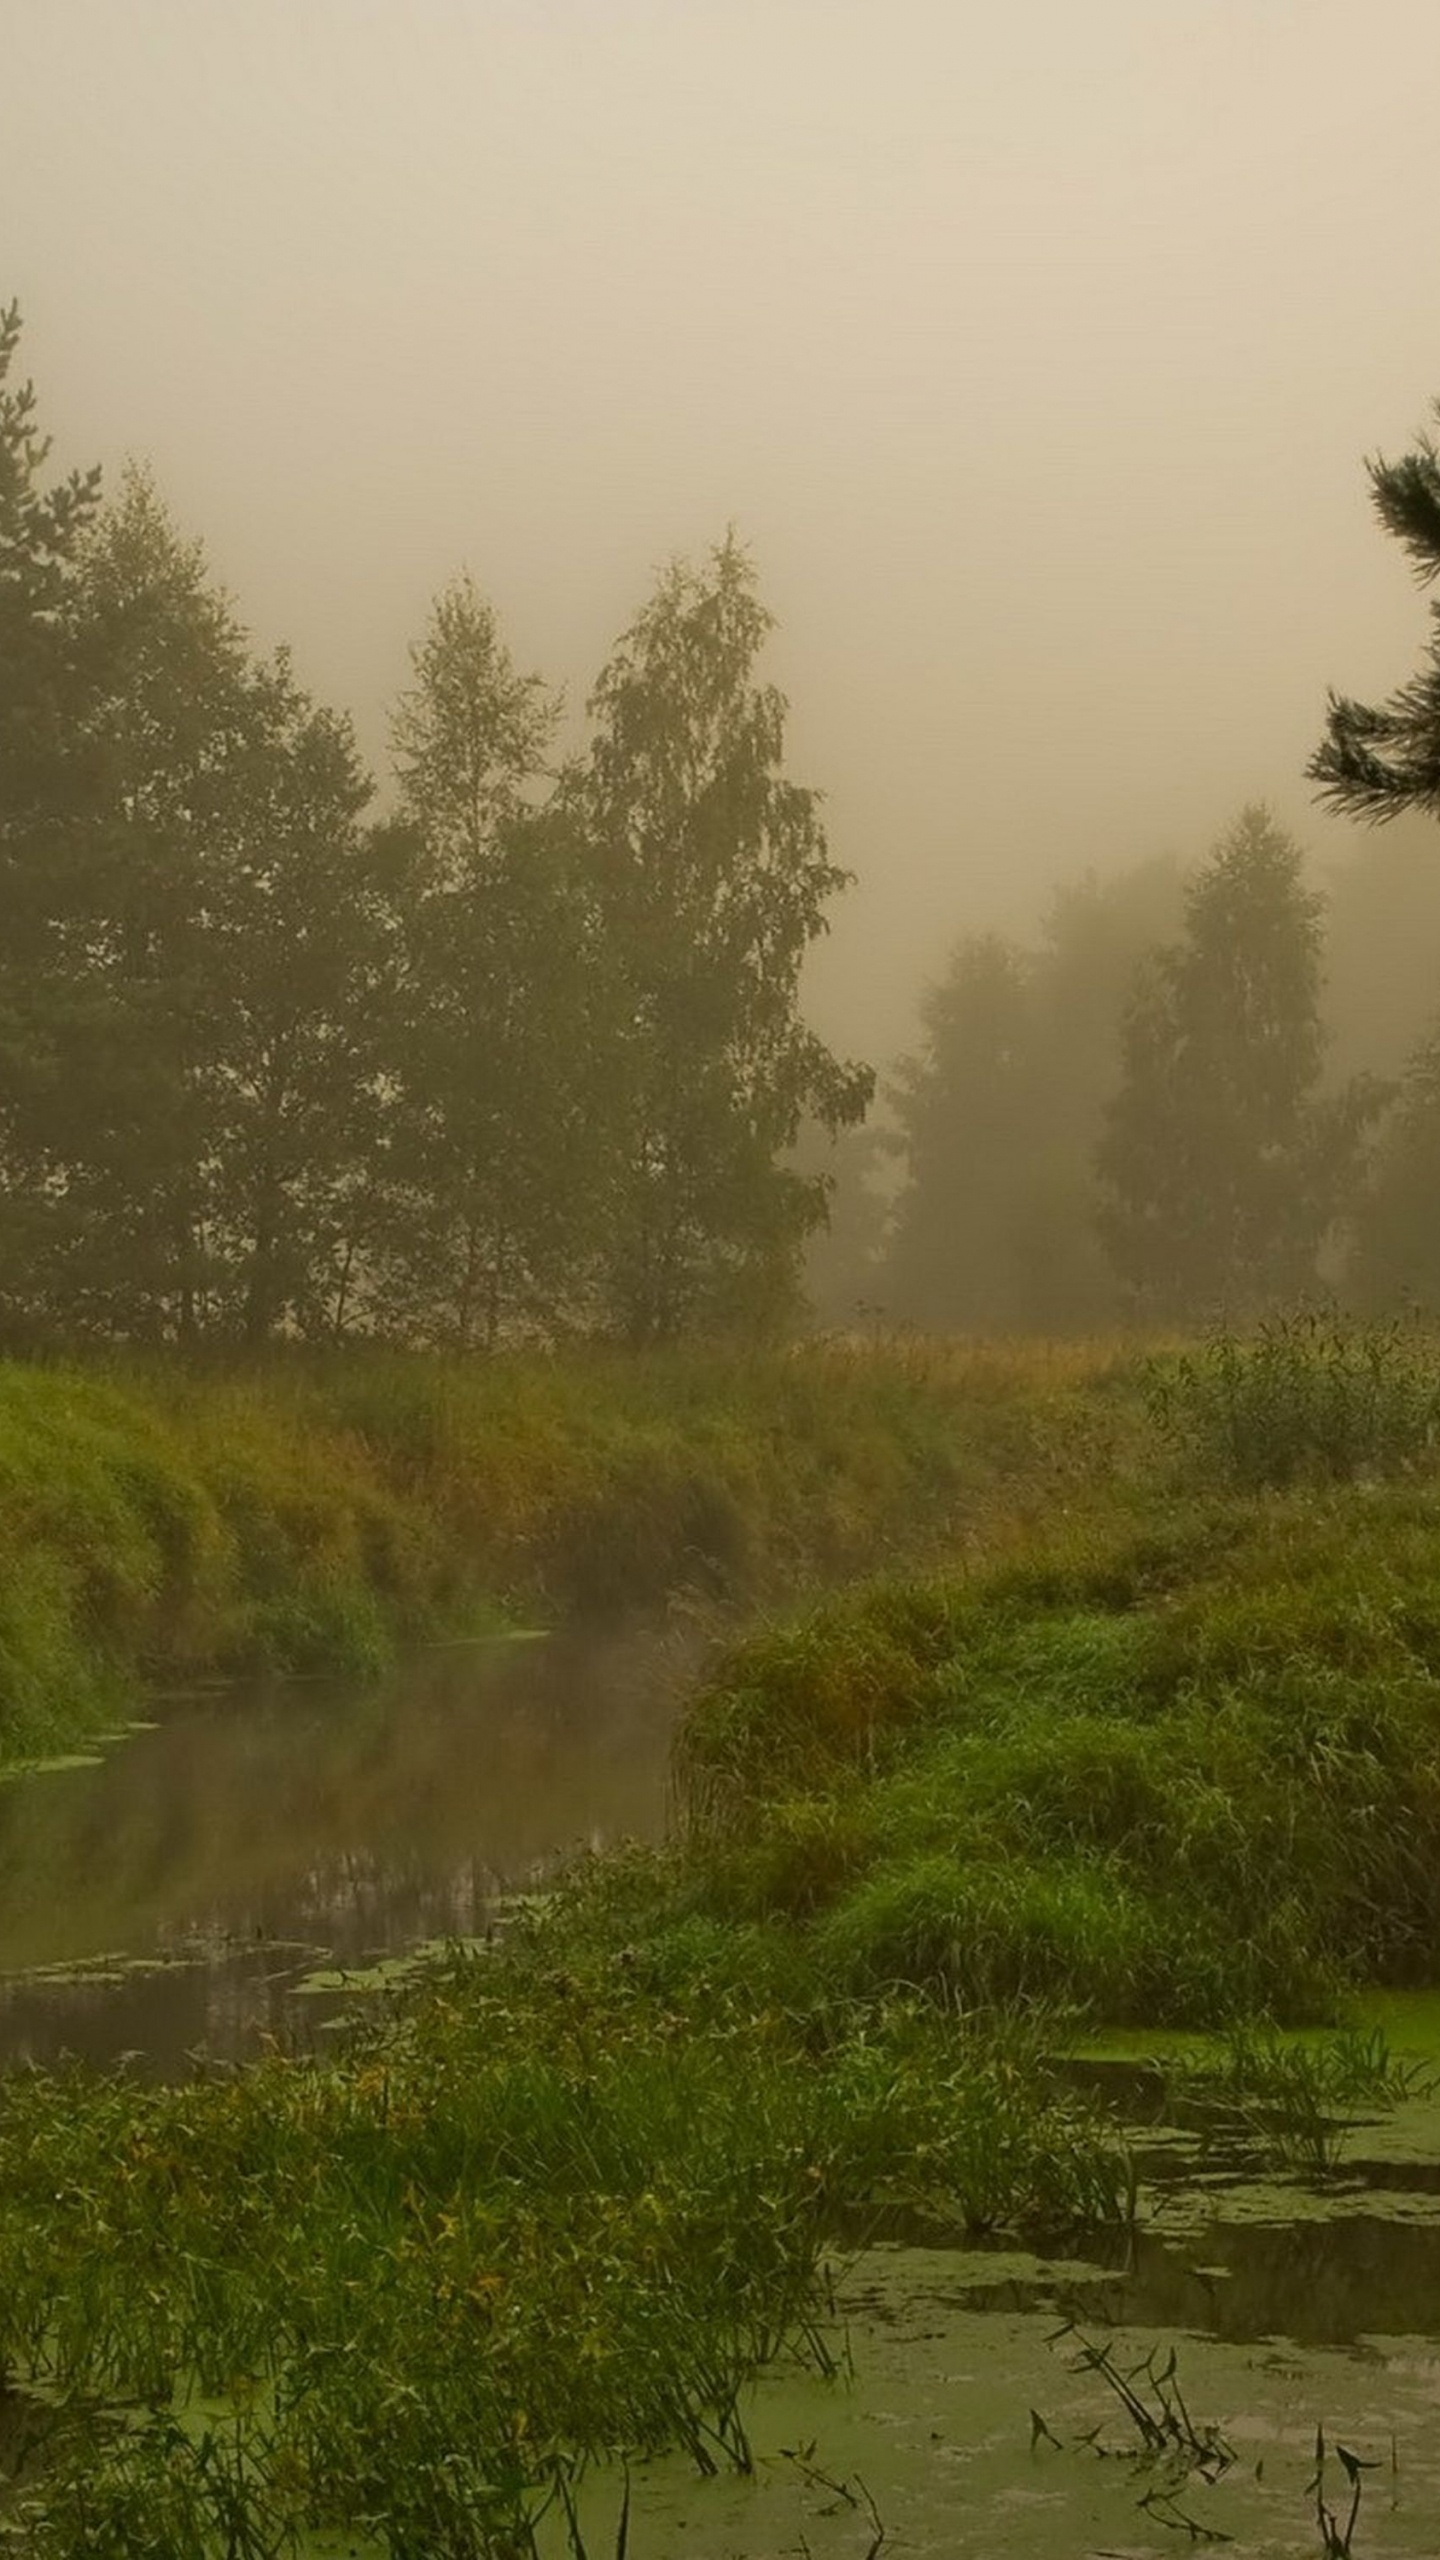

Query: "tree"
<box><xmin>1323</xmin><ymin>811</ymin><xmax>1440</xmax><ymax>1085</ymax></box>
<box><xmin>1312</xmin><ymin>411</ymin><xmax>1440</xmax><ymax>820</ymax></box>
<box><xmin>0</xmin><ymin>303</ymin><xmax>103</xmax><ymax>1333</ymax></box>
<box><xmin>46</xmin><ymin>465</ymin><xmax>263</xmax><ymax>1335</ymax></box>
<box><xmin>390</xmin><ymin>573</ymin><xmax>555</xmax><ymax>872</ymax></box>
<box><xmin>1096</xmin><ymin>808</ymin><xmax>1368</xmax><ymax>1319</ymax></box>
<box><xmin>884</xmin><ymin>935</ymin><xmax>1035</xmax><ymax>1331</ymax></box>
<box><xmin>881</xmin><ymin>860</ymin><xmax>1184</xmax><ymax>1335</ymax></box>
<box><xmin>0</xmin><ymin>299</ymin><xmax>100</xmax><ymax>907</ymax></box>
<box><xmin>197</xmin><ymin>663</ymin><xmax>392</xmax><ymax>1344</ymax></box>
<box><xmin>1346</xmin><ymin>1024</ymin><xmax>1440</xmax><ymax>1311</ymax></box>
<box><xmin>575</xmin><ymin>536</ymin><xmax>871</xmax><ymax>1340</ymax></box>
<box><xmin>28</xmin><ymin>469</ymin><xmax>390</xmax><ymax>1342</ymax></box>
<box><xmin>797</xmin><ymin>1116</ymin><xmax>893</xmax><ymax>1329</ymax></box>
<box><xmin>379</xmin><ymin>575</ymin><xmax>591</xmax><ymax>1345</ymax></box>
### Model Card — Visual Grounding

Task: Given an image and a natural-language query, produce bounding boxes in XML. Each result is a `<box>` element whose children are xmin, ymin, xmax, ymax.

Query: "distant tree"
<box><xmin>379</xmin><ymin>575</ymin><xmax>593</xmax><ymax>1345</ymax></box>
<box><xmin>1312</xmin><ymin>411</ymin><xmax>1440</xmax><ymax>821</ymax></box>
<box><xmin>0</xmin><ymin>299</ymin><xmax>100</xmax><ymax>918</ymax></box>
<box><xmin>575</xmin><ymin>536</ymin><xmax>871</xmax><ymax>1340</ymax></box>
<box><xmin>884</xmin><ymin>935</ymin><xmax>1034</xmax><ymax>1331</ymax></box>
<box><xmin>1096</xmin><ymin>808</ymin><xmax>1370</xmax><ymax>1319</ymax></box>
<box><xmin>882</xmin><ymin>860</ymin><xmax>1183</xmax><ymax>1335</ymax></box>
<box><xmin>796</xmin><ymin>1115</ymin><xmax>894</xmax><ymax>1330</ymax></box>
<box><xmin>1003</xmin><ymin>860</ymin><xmax>1186</xmax><ymax>1330</ymax></box>
<box><xmin>1346</xmin><ymin>1024</ymin><xmax>1440</xmax><ymax>1311</ymax></box>
<box><xmin>1323</xmin><ymin>812</ymin><xmax>1440</xmax><ymax>1086</ymax></box>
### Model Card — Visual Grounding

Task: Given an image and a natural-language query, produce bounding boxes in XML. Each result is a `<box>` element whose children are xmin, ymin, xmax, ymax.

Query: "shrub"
<box><xmin>1145</xmin><ymin>1311</ymin><xmax>1440</xmax><ymax>1489</ymax></box>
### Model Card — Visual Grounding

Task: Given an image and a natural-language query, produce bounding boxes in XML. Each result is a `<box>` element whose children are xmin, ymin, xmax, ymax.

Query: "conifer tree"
<box><xmin>1313</xmin><ymin>413</ymin><xmax>1440</xmax><ymax>820</ymax></box>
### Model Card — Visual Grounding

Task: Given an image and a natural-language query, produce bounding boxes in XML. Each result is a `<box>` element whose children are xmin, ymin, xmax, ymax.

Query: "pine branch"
<box><xmin>1370</xmin><ymin>431</ymin><xmax>1440</xmax><ymax>582</ymax></box>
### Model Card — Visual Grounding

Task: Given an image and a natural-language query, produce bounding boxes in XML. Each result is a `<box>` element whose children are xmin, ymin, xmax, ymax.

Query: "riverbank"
<box><xmin>6</xmin><ymin>1317</ymin><xmax>1440</xmax><ymax>2552</ymax></box>
<box><xmin>0</xmin><ymin>1336</ymin><xmax>1141</xmax><ymax>1766</ymax></box>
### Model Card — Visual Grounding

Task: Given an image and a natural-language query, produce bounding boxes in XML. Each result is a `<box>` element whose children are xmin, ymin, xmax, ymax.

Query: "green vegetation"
<box><xmin>676</xmin><ymin>1471</ymin><xmax>1440</xmax><ymax>2025</ymax></box>
<box><xmin>0</xmin><ymin>1335</ymin><xmax>1117</xmax><ymax>1765</ymax></box>
<box><xmin>1156</xmin><ymin>2021</ymin><xmax>1434</xmax><ymax>2175</ymax></box>
<box><xmin>0</xmin><ymin>1901</ymin><xmax>1126</xmax><ymax>2554</ymax></box>
<box><xmin>6</xmin><ymin>1317</ymin><xmax>1440</xmax><ymax>2546</ymax></box>
<box><xmin>1144</xmin><ymin>1308</ymin><xmax>1440</xmax><ymax>1488</ymax></box>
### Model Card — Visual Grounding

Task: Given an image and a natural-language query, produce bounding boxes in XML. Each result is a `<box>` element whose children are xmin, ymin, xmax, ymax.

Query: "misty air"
<box><xmin>3</xmin><ymin>4</ymin><xmax>1440</xmax><ymax>2550</ymax></box>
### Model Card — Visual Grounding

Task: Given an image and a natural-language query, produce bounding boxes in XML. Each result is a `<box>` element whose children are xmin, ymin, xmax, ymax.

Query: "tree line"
<box><xmin>812</xmin><ymin>401</ymin><xmax>1440</xmax><ymax>1335</ymax></box>
<box><xmin>842</xmin><ymin>794</ymin><xmax>1440</xmax><ymax>1333</ymax></box>
<box><xmin>0</xmin><ymin>305</ymin><xmax>870</xmax><ymax>1347</ymax></box>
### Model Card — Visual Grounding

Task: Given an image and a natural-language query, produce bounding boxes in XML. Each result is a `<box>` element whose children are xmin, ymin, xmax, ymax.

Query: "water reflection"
<box><xmin>0</xmin><ymin>1624</ymin><xmax>688</xmax><ymax>2074</ymax></box>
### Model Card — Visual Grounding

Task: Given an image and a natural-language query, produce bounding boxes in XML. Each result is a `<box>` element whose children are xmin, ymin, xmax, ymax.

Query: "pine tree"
<box><xmin>1312</xmin><ymin>413</ymin><xmax>1440</xmax><ymax>820</ymax></box>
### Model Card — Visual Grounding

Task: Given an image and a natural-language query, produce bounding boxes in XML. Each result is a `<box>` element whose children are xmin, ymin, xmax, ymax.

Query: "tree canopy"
<box><xmin>0</xmin><ymin>312</ymin><xmax>867</xmax><ymax>1347</ymax></box>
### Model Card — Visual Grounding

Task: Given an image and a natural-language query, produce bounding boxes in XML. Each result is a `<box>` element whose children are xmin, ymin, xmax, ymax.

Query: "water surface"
<box><xmin>0</xmin><ymin>1623</ymin><xmax>686</xmax><ymax>2073</ymax></box>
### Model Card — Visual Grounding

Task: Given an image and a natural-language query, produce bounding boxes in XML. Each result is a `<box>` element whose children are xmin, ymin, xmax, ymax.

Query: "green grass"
<box><xmin>1154</xmin><ymin>2021</ymin><xmax>1435</xmax><ymax>2175</ymax></box>
<box><xmin>678</xmin><ymin>1483</ymin><xmax>1440</xmax><ymax>2025</ymax></box>
<box><xmin>0</xmin><ymin>1337</ymin><xmax>1147</xmax><ymax>1767</ymax></box>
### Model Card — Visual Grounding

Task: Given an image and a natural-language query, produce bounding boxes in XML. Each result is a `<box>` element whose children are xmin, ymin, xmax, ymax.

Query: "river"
<box><xmin>0</xmin><ymin>1623</ymin><xmax>687</xmax><ymax>2074</ymax></box>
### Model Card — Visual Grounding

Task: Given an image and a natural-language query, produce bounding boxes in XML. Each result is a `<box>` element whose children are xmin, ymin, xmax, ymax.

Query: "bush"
<box><xmin>1144</xmin><ymin>1311</ymin><xmax>1440</xmax><ymax>1490</ymax></box>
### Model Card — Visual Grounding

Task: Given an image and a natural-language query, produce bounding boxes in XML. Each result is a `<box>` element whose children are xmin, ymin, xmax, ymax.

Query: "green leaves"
<box><xmin>575</xmin><ymin>536</ymin><xmax>871</xmax><ymax>1341</ymax></box>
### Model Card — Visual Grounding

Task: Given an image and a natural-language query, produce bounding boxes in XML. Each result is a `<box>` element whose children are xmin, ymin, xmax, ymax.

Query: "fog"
<box><xmin>5</xmin><ymin>0</ymin><xmax>1440</xmax><ymax>1064</ymax></box>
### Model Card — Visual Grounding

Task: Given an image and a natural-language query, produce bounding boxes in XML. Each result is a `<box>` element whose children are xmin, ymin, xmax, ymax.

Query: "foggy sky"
<box><xmin>5</xmin><ymin>0</ymin><xmax>1440</xmax><ymax>1065</ymax></box>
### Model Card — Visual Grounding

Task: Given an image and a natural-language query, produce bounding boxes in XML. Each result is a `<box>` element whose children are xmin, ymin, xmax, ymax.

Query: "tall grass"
<box><xmin>0</xmin><ymin>1907</ymin><xmax>1126</xmax><ymax>2554</ymax></box>
<box><xmin>1145</xmin><ymin>1310</ymin><xmax>1440</xmax><ymax>1489</ymax></box>
<box><xmin>0</xmin><ymin>1337</ymin><xmax>1143</xmax><ymax>1766</ymax></box>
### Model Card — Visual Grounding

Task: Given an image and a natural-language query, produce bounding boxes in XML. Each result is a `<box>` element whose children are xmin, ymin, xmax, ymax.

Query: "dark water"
<box><xmin>0</xmin><ymin>1624</ymin><xmax>687</xmax><ymax>2074</ymax></box>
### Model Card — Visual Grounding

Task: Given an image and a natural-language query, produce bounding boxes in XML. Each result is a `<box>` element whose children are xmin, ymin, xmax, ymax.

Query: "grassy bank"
<box><xmin>675</xmin><ymin>1486</ymin><xmax>1440</xmax><ymax>2024</ymax></box>
<box><xmin>0</xmin><ymin>1336</ymin><xmax>1138</xmax><ymax>1766</ymax></box>
<box><xmin>671</xmin><ymin>1317</ymin><xmax>1440</xmax><ymax>2027</ymax></box>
